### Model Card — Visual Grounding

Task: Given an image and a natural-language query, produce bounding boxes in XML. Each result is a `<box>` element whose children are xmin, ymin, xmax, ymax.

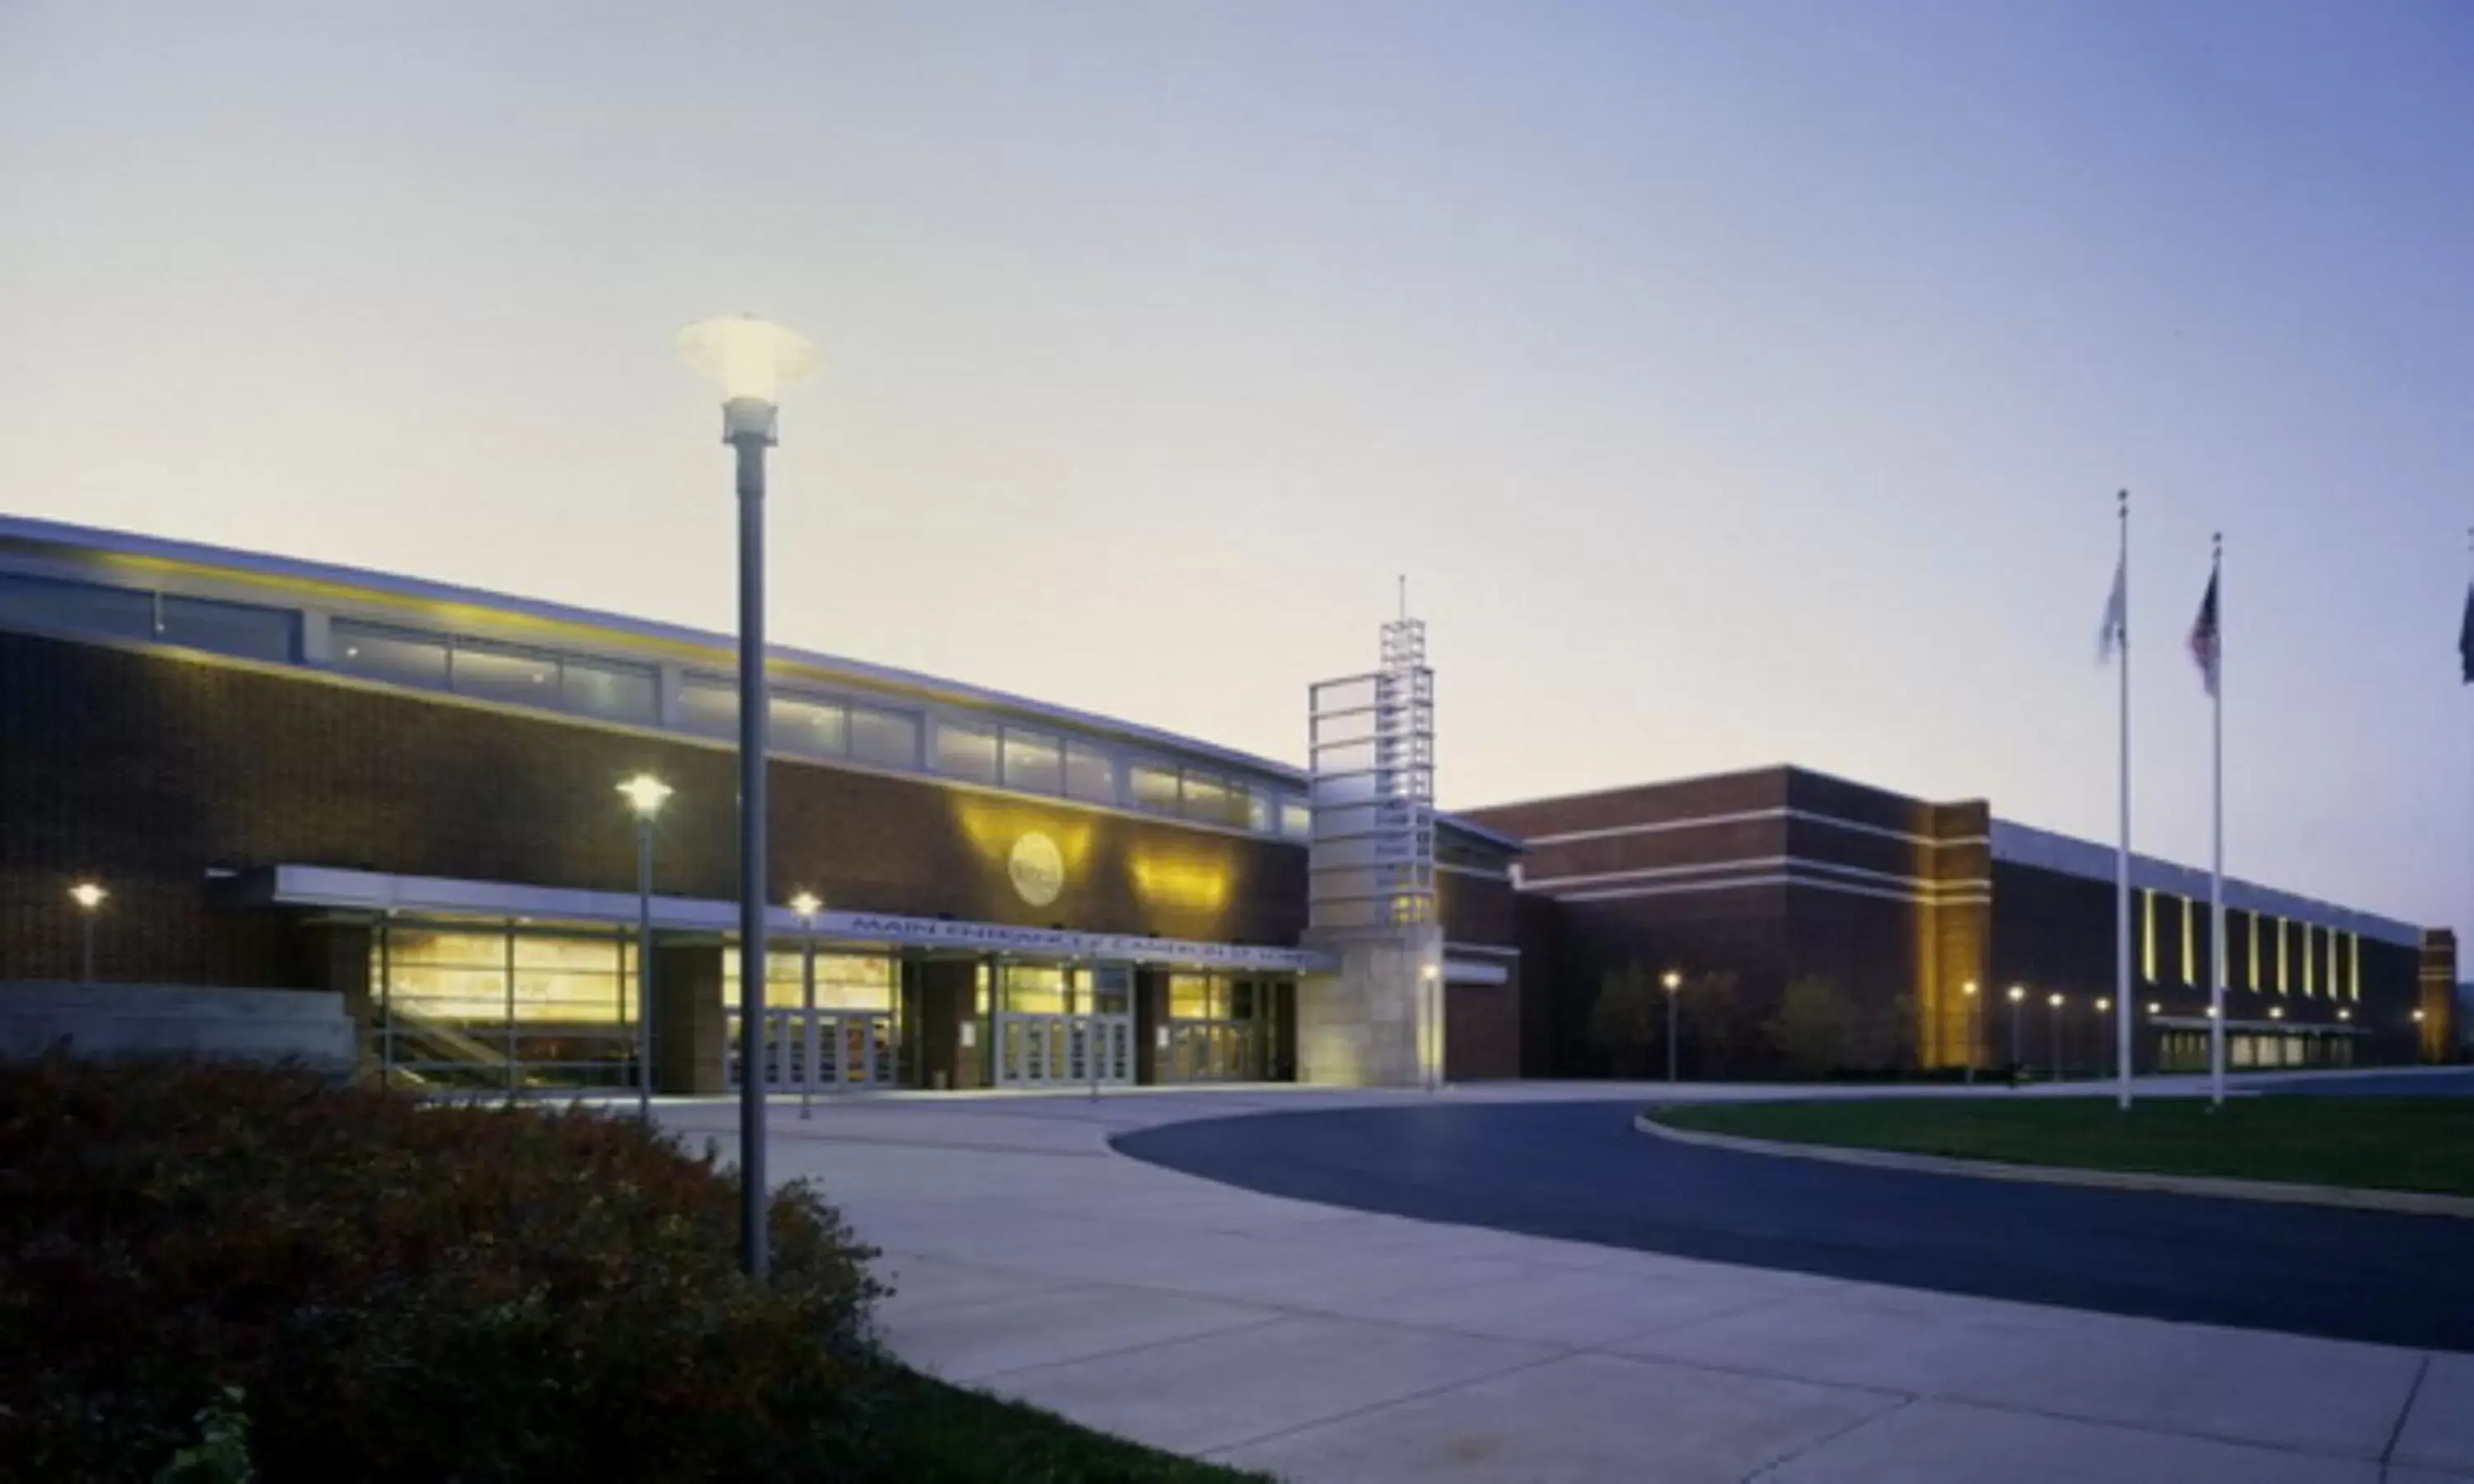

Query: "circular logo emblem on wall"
<box><xmin>1008</xmin><ymin>832</ymin><xmax>1065</xmax><ymax>907</ymax></box>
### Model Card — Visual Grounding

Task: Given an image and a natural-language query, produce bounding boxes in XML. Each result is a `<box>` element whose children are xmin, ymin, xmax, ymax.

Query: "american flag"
<box><xmin>2188</xmin><ymin>570</ymin><xmax>2220</xmax><ymax>697</ymax></box>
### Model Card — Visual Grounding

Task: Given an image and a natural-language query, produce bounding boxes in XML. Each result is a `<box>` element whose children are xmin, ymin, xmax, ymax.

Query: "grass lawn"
<box><xmin>868</xmin><ymin>1366</ymin><xmax>1271</xmax><ymax>1482</ymax></box>
<box><xmin>1653</xmin><ymin>1096</ymin><xmax>2474</xmax><ymax>1198</ymax></box>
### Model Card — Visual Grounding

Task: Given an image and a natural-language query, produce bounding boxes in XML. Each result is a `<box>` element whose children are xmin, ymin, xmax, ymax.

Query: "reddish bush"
<box><xmin>0</xmin><ymin>1057</ymin><xmax>882</xmax><ymax>1482</ymax></box>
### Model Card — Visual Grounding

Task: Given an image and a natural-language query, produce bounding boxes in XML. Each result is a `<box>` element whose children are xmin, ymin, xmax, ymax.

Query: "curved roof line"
<box><xmin>0</xmin><ymin>513</ymin><xmax>1520</xmax><ymax>849</ymax></box>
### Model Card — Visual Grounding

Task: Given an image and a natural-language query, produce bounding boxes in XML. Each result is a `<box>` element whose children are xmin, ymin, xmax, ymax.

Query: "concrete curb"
<box><xmin>1634</xmin><ymin>1109</ymin><xmax>2474</xmax><ymax>1221</ymax></box>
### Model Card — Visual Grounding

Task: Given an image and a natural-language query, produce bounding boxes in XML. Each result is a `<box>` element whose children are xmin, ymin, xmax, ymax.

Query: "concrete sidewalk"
<box><xmin>659</xmin><ymin>1083</ymin><xmax>2472</xmax><ymax>1483</ymax></box>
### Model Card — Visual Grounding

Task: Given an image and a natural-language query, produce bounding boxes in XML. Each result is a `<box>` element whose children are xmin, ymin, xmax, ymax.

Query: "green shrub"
<box><xmin>0</xmin><ymin>1057</ymin><xmax>882</xmax><ymax>1482</ymax></box>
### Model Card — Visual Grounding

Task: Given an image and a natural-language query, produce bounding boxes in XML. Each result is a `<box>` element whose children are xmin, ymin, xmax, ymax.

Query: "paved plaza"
<box><xmin>660</xmin><ymin>1082</ymin><xmax>2473</xmax><ymax>1483</ymax></box>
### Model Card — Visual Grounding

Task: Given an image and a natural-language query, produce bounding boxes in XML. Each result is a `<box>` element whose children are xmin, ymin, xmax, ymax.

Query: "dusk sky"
<box><xmin>5</xmin><ymin>3</ymin><xmax>2472</xmax><ymax>934</ymax></box>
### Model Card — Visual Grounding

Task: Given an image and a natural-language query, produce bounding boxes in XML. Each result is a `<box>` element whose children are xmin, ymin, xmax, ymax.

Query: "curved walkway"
<box><xmin>1115</xmin><ymin>1097</ymin><xmax>2474</xmax><ymax>1353</ymax></box>
<box><xmin>661</xmin><ymin>1082</ymin><xmax>2474</xmax><ymax>1482</ymax></box>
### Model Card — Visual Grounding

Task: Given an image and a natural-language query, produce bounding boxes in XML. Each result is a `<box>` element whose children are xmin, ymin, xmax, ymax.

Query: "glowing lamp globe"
<box><xmin>676</xmin><ymin>315</ymin><xmax>821</xmax><ymax>440</ymax></box>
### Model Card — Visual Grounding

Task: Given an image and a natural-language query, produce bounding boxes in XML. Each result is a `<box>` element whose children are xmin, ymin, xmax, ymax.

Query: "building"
<box><xmin>0</xmin><ymin>517</ymin><xmax>1522</xmax><ymax>1094</ymax></box>
<box><xmin>1468</xmin><ymin>767</ymin><xmax>2457</xmax><ymax>1078</ymax></box>
<box><xmin>0</xmin><ymin>517</ymin><xmax>2453</xmax><ymax>1088</ymax></box>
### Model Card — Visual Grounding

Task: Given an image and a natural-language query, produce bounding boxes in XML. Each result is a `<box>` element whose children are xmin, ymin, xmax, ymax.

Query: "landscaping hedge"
<box><xmin>0</xmin><ymin>1057</ymin><xmax>885</xmax><ymax>1482</ymax></box>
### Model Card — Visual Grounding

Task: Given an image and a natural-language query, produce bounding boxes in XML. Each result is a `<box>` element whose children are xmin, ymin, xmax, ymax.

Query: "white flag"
<box><xmin>2097</xmin><ymin>555</ymin><xmax>2127</xmax><ymax>664</ymax></box>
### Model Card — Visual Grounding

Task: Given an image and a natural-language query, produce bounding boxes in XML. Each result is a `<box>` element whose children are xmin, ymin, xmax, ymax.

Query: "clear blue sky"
<box><xmin>4</xmin><ymin>2</ymin><xmax>2472</xmax><ymax>934</ymax></box>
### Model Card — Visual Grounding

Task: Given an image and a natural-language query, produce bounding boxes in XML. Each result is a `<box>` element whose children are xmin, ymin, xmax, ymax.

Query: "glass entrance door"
<box><xmin>728</xmin><ymin>1007</ymin><xmax>898</xmax><ymax>1092</ymax></box>
<box><xmin>993</xmin><ymin>961</ymin><xmax>1134</xmax><ymax>1089</ymax></box>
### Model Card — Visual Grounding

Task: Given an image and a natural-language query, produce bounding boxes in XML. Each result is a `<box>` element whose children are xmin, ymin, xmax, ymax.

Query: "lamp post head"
<box><xmin>2147</xmin><ymin>1001</ymin><xmax>2161</xmax><ymax>1015</ymax></box>
<box><xmin>789</xmin><ymin>890</ymin><xmax>822</xmax><ymax>923</ymax></box>
<box><xmin>2268</xmin><ymin>1006</ymin><xmax>2283</xmax><ymax>1019</ymax></box>
<box><xmin>2095</xmin><ymin>998</ymin><xmax>2110</xmax><ymax>1012</ymax></box>
<box><xmin>1961</xmin><ymin>979</ymin><xmax>1978</xmax><ymax>998</ymax></box>
<box><xmin>1661</xmin><ymin>970</ymin><xmax>1682</xmax><ymax>993</ymax></box>
<box><xmin>677</xmin><ymin>315</ymin><xmax>821</xmax><ymax>444</ymax></box>
<box><xmin>2006</xmin><ymin>984</ymin><xmax>2025</xmax><ymax>1003</ymax></box>
<box><xmin>2414</xmin><ymin>1008</ymin><xmax>2427</xmax><ymax>1023</ymax></box>
<box><xmin>2048</xmin><ymin>992</ymin><xmax>2063</xmax><ymax>1008</ymax></box>
<box><xmin>2338</xmin><ymin>1008</ymin><xmax>2351</xmax><ymax>1021</ymax></box>
<box><xmin>617</xmin><ymin>773</ymin><xmax>674</xmax><ymax>820</ymax></box>
<box><xmin>69</xmin><ymin>881</ymin><xmax>106</xmax><ymax>912</ymax></box>
<box><xmin>1421</xmin><ymin>963</ymin><xmax>1440</xmax><ymax>983</ymax></box>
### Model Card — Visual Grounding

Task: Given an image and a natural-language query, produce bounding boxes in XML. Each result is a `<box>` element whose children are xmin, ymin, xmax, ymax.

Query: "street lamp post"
<box><xmin>618</xmin><ymin>774</ymin><xmax>673</xmax><ymax>1127</ymax></box>
<box><xmin>2006</xmin><ymin>984</ymin><xmax>2026</xmax><ymax>1075</ymax></box>
<box><xmin>680</xmin><ymin>313</ymin><xmax>821</xmax><ymax>1282</ymax></box>
<box><xmin>792</xmin><ymin>892</ymin><xmax>821</xmax><ymax>1120</ymax></box>
<box><xmin>1961</xmin><ymin>980</ymin><xmax>1979</xmax><ymax>1085</ymax></box>
<box><xmin>69</xmin><ymin>881</ymin><xmax>106</xmax><ymax>983</ymax></box>
<box><xmin>1662</xmin><ymin>970</ymin><xmax>1683</xmax><ymax>1083</ymax></box>
<box><xmin>2048</xmin><ymin>991</ymin><xmax>2064</xmax><ymax>1080</ymax></box>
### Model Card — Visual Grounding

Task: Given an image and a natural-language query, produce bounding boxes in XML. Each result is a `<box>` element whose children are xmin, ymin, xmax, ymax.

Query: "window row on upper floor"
<box><xmin>0</xmin><ymin>570</ymin><xmax>1313</xmax><ymax>839</ymax></box>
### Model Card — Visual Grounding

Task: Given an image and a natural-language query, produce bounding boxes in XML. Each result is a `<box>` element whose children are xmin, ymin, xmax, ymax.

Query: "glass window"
<box><xmin>773</xmin><ymin>693</ymin><xmax>849</xmax><ymax>758</ymax></box>
<box><xmin>451</xmin><ymin>638</ymin><xmax>560</xmax><ymax>706</ymax></box>
<box><xmin>333</xmin><ymin>620</ymin><xmax>449</xmax><ymax>690</ymax></box>
<box><xmin>158</xmin><ymin>594</ymin><xmax>296</xmax><ymax>662</ymax></box>
<box><xmin>678</xmin><ymin>675</ymin><xmax>739</xmax><ymax>738</ymax></box>
<box><xmin>1131</xmin><ymin>762</ymin><xmax>1179</xmax><ymax>815</ymax></box>
<box><xmin>725</xmin><ymin>950</ymin><xmax>895</xmax><ymax>1011</ymax></box>
<box><xmin>1002</xmin><ymin>729</ymin><xmax>1064</xmax><ymax>795</ymax></box>
<box><xmin>562</xmin><ymin>656</ymin><xmax>658</xmax><ymax>724</ymax></box>
<box><xmin>934</xmin><ymin>718</ymin><xmax>999</xmax><ymax>783</ymax></box>
<box><xmin>1244</xmin><ymin>786</ymin><xmax>1273</xmax><ymax>834</ymax></box>
<box><xmin>1182</xmin><ymin>773</ymin><xmax>1250</xmax><ymax>828</ymax></box>
<box><xmin>1000</xmin><ymin>964</ymin><xmax>1069</xmax><ymax>1015</ymax></box>
<box><xmin>850</xmin><ymin>705</ymin><xmax>920</xmax><ymax>769</ymax></box>
<box><xmin>1169</xmin><ymin>974</ymin><xmax>1220</xmax><ymax>1020</ymax></box>
<box><xmin>1065</xmin><ymin>740</ymin><xmax>1117</xmax><ymax>805</ymax></box>
<box><xmin>0</xmin><ymin>571</ymin><xmax>154</xmax><ymax>641</ymax></box>
<box><xmin>1279</xmin><ymin>796</ymin><xmax>1312</xmax><ymax>840</ymax></box>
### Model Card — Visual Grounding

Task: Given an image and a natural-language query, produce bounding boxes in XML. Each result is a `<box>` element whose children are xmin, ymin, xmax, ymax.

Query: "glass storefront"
<box><xmin>374</xmin><ymin>923</ymin><xmax>639</xmax><ymax>1092</ymax></box>
<box><xmin>992</xmin><ymin>961</ymin><xmax>1134</xmax><ymax>1087</ymax></box>
<box><xmin>724</xmin><ymin>949</ymin><xmax>901</xmax><ymax>1090</ymax></box>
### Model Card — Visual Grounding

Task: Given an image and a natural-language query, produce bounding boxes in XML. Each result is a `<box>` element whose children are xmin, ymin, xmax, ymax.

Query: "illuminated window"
<box><xmin>772</xmin><ymin>693</ymin><xmax>849</xmax><ymax>758</ymax></box>
<box><xmin>2248</xmin><ymin>913</ymin><xmax>2260</xmax><ymax>992</ymax></box>
<box><xmin>1280</xmin><ymin>796</ymin><xmax>1313</xmax><ymax>840</ymax></box>
<box><xmin>451</xmin><ymin>637</ymin><xmax>559</xmax><ymax>706</ymax></box>
<box><xmin>933</xmin><ymin>718</ymin><xmax>999</xmax><ymax>784</ymax></box>
<box><xmin>677</xmin><ymin>674</ymin><xmax>739</xmax><ymax>737</ymax></box>
<box><xmin>849</xmin><ymin>704</ymin><xmax>920</xmax><ymax>769</ymax></box>
<box><xmin>561</xmin><ymin>656</ymin><xmax>657</xmax><ymax>724</ymax></box>
<box><xmin>2302</xmin><ymin>923</ymin><xmax>2315</xmax><ymax>997</ymax></box>
<box><xmin>1000</xmin><ymin>728</ymin><xmax>1064</xmax><ymax>795</ymax></box>
<box><xmin>1130</xmin><ymin>762</ymin><xmax>1180</xmax><ymax>814</ymax></box>
<box><xmin>1064</xmin><ymin>740</ymin><xmax>1117</xmax><ymax>804</ymax></box>
<box><xmin>2349</xmin><ymin>932</ymin><xmax>2360</xmax><ymax>1000</ymax></box>
<box><xmin>723</xmin><ymin>951</ymin><xmax>896</xmax><ymax>1012</ymax></box>
<box><xmin>2181</xmin><ymin>895</ymin><xmax>2195</xmax><ymax>987</ymax></box>
<box><xmin>2142</xmin><ymin>890</ymin><xmax>2157</xmax><ymax>982</ymax></box>
<box><xmin>334</xmin><ymin>619</ymin><xmax>449</xmax><ymax>691</ymax></box>
<box><xmin>2328</xmin><ymin>928</ymin><xmax>2341</xmax><ymax>1002</ymax></box>
<box><xmin>2277</xmin><ymin>918</ymin><xmax>2289</xmax><ymax>994</ymax></box>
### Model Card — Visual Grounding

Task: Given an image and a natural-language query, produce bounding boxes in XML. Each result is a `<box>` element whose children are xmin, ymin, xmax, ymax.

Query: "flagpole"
<box><xmin>2208</xmin><ymin>533</ymin><xmax>2226</xmax><ymax>1110</ymax></box>
<box><xmin>2116</xmin><ymin>491</ymin><xmax>2133</xmax><ymax>1112</ymax></box>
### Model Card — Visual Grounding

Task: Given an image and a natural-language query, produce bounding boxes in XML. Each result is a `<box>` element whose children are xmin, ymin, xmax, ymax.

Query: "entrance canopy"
<box><xmin>244</xmin><ymin>864</ymin><xmax>1334</xmax><ymax>974</ymax></box>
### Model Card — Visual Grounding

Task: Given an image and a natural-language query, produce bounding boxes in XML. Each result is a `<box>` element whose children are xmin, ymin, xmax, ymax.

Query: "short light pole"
<box><xmin>1961</xmin><ymin>979</ymin><xmax>1979</xmax><ymax>1084</ymax></box>
<box><xmin>791</xmin><ymin>891</ymin><xmax>821</xmax><ymax>1120</ymax></box>
<box><xmin>2048</xmin><ymin>992</ymin><xmax>2064</xmax><ymax>1079</ymax></box>
<box><xmin>2006</xmin><ymin>984</ymin><xmax>2026</xmax><ymax>1073</ymax></box>
<box><xmin>69</xmin><ymin>881</ymin><xmax>106</xmax><ymax>983</ymax></box>
<box><xmin>1662</xmin><ymin>970</ymin><xmax>1683</xmax><ymax>1082</ymax></box>
<box><xmin>618</xmin><ymin>774</ymin><xmax>672</xmax><ymax>1127</ymax></box>
<box><xmin>680</xmin><ymin>312</ymin><xmax>822</xmax><ymax>1282</ymax></box>
<box><xmin>1421</xmin><ymin>962</ymin><xmax>1442</xmax><ymax>1092</ymax></box>
<box><xmin>2095</xmin><ymin>998</ymin><xmax>2112</xmax><ymax>1080</ymax></box>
